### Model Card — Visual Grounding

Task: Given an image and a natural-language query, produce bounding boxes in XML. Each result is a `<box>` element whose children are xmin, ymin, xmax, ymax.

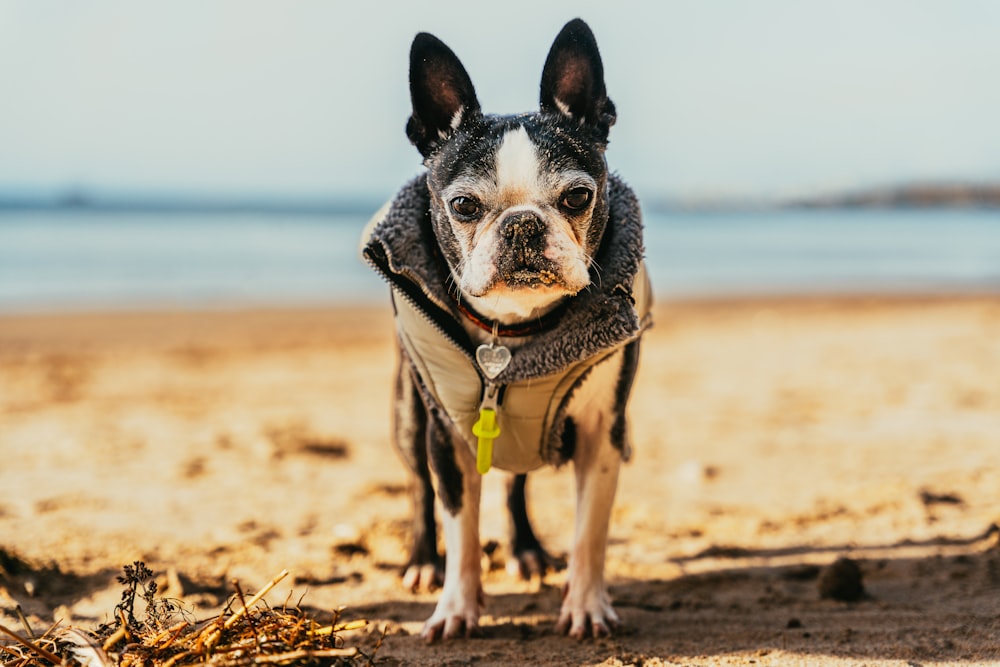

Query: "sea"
<box><xmin>1</xmin><ymin>207</ymin><xmax>999</xmax><ymax>313</ymax></box>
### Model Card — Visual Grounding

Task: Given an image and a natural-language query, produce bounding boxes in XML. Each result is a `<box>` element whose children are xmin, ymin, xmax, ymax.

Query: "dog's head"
<box><xmin>406</xmin><ymin>19</ymin><xmax>617</xmax><ymax>322</ymax></box>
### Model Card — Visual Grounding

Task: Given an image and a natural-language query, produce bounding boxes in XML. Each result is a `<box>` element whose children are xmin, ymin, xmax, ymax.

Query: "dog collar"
<box><xmin>453</xmin><ymin>296</ymin><xmax>570</xmax><ymax>338</ymax></box>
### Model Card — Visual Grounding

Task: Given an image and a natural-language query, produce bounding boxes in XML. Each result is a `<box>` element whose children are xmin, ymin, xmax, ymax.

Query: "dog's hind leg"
<box><xmin>393</xmin><ymin>354</ymin><xmax>444</xmax><ymax>592</ymax></box>
<box><xmin>506</xmin><ymin>473</ymin><xmax>565</xmax><ymax>579</ymax></box>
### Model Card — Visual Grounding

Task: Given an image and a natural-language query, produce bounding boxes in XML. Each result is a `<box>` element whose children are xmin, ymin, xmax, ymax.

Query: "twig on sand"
<box><xmin>199</xmin><ymin>569</ymin><xmax>289</xmax><ymax>651</ymax></box>
<box><xmin>0</xmin><ymin>623</ymin><xmax>64</xmax><ymax>666</ymax></box>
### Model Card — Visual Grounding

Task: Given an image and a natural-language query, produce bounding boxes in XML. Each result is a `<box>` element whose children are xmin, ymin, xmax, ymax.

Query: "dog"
<box><xmin>362</xmin><ymin>18</ymin><xmax>651</xmax><ymax>641</ymax></box>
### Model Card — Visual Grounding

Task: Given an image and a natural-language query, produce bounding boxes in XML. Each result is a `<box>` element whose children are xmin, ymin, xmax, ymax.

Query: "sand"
<box><xmin>1</xmin><ymin>297</ymin><xmax>999</xmax><ymax>666</ymax></box>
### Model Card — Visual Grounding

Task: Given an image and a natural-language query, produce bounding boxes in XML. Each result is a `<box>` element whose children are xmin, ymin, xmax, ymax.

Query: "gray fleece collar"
<box><xmin>364</xmin><ymin>172</ymin><xmax>647</xmax><ymax>384</ymax></box>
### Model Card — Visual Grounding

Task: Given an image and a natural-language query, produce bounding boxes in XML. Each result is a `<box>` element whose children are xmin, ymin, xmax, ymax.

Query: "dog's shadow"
<box><xmin>349</xmin><ymin>526</ymin><xmax>1000</xmax><ymax>663</ymax></box>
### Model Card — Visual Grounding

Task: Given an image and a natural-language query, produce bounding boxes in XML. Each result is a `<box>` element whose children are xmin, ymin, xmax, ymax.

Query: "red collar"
<box><xmin>453</xmin><ymin>297</ymin><xmax>570</xmax><ymax>338</ymax></box>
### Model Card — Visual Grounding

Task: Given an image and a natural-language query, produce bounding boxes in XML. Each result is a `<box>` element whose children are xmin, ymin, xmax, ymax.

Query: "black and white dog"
<box><xmin>363</xmin><ymin>18</ymin><xmax>650</xmax><ymax>641</ymax></box>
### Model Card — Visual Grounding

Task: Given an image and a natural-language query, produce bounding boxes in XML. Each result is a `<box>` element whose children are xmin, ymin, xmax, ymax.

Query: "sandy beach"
<box><xmin>1</xmin><ymin>297</ymin><xmax>999</xmax><ymax>666</ymax></box>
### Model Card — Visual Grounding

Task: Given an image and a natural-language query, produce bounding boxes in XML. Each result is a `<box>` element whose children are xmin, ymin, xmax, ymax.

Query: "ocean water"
<box><xmin>1</xmin><ymin>207</ymin><xmax>998</xmax><ymax>312</ymax></box>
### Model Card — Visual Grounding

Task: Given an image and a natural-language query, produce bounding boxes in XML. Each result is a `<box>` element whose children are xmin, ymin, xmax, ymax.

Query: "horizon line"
<box><xmin>1</xmin><ymin>180</ymin><xmax>999</xmax><ymax>215</ymax></box>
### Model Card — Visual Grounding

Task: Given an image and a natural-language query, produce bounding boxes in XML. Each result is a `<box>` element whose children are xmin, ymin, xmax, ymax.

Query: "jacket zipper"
<box><xmin>366</xmin><ymin>240</ymin><xmax>514</xmax><ymax>473</ymax></box>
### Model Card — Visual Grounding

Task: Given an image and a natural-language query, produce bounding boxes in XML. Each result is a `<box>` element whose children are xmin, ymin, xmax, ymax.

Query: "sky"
<box><xmin>2</xmin><ymin>1</ymin><xmax>999</xmax><ymax>204</ymax></box>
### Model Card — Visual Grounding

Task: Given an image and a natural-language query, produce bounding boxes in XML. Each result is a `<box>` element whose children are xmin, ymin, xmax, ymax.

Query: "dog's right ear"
<box><xmin>407</xmin><ymin>33</ymin><xmax>480</xmax><ymax>158</ymax></box>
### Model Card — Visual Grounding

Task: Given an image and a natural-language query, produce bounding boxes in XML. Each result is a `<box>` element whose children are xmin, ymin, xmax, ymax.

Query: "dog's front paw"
<box><xmin>555</xmin><ymin>583</ymin><xmax>620</xmax><ymax>640</ymax></box>
<box><xmin>421</xmin><ymin>585</ymin><xmax>484</xmax><ymax>642</ymax></box>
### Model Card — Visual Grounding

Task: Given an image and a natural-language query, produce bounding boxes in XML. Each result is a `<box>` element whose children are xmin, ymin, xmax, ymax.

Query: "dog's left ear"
<box><xmin>407</xmin><ymin>32</ymin><xmax>481</xmax><ymax>158</ymax></box>
<box><xmin>540</xmin><ymin>19</ymin><xmax>616</xmax><ymax>135</ymax></box>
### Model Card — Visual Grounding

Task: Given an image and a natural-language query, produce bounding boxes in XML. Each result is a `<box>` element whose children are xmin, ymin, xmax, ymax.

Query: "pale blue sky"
<box><xmin>2</xmin><ymin>1</ymin><xmax>999</xmax><ymax>203</ymax></box>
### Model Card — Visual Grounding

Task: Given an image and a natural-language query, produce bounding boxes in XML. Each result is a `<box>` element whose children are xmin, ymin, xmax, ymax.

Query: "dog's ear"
<box><xmin>539</xmin><ymin>19</ymin><xmax>616</xmax><ymax>135</ymax></box>
<box><xmin>407</xmin><ymin>32</ymin><xmax>480</xmax><ymax>158</ymax></box>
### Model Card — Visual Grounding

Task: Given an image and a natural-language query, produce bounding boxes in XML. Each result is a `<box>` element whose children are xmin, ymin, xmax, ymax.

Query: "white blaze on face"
<box><xmin>494</xmin><ymin>125</ymin><xmax>546</xmax><ymax>201</ymax></box>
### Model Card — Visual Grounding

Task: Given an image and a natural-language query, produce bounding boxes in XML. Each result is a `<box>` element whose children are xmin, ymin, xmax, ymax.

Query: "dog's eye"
<box><xmin>560</xmin><ymin>187</ymin><xmax>592</xmax><ymax>212</ymax></box>
<box><xmin>449</xmin><ymin>196</ymin><xmax>482</xmax><ymax>220</ymax></box>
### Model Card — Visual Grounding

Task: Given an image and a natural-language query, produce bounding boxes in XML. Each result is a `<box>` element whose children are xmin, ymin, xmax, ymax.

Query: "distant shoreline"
<box><xmin>647</xmin><ymin>182</ymin><xmax>1000</xmax><ymax>213</ymax></box>
<box><xmin>2</xmin><ymin>182</ymin><xmax>999</xmax><ymax>215</ymax></box>
<box><xmin>785</xmin><ymin>182</ymin><xmax>1000</xmax><ymax>210</ymax></box>
<box><xmin>0</xmin><ymin>196</ymin><xmax>378</xmax><ymax>217</ymax></box>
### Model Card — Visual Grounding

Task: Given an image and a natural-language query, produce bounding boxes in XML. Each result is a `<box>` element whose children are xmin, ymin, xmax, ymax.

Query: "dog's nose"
<box><xmin>499</xmin><ymin>211</ymin><xmax>546</xmax><ymax>245</ymax></box>
<box><xmin>497</xmin><ymin>211</ymin><xmax>554</xmax><ymax>284</ymax></box>
<box><xmin>496</xmin><ymin>211</ymin><xmax>560</xmax><ymax>286</ymax></box>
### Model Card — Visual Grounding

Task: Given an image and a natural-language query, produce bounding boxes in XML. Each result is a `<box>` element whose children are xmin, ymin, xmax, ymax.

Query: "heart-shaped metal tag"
<box><xmin>475</xmin><ymin>344</ymin><xmax>512</xmax><ymax>379</ymax></box>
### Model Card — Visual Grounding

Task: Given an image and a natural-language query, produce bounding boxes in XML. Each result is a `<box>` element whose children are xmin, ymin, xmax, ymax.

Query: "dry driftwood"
<box><xmin>0</xmin><ymin>565</ymin><xmax>381</xmax><ymax>667</ymax></box>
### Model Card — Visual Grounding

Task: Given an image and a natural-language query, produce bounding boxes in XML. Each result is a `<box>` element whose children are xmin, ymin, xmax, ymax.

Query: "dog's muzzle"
<box><xmin>497</xmin><ymin>212</ymin><xmax>561</xmax><ymax>287</ymax></box>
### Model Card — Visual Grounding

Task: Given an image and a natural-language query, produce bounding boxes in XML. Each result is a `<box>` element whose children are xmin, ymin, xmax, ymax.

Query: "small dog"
<box><xmin>363</xmin><ymin>18</ymin><xmax>651</xmax><ymax>641</ymax></box>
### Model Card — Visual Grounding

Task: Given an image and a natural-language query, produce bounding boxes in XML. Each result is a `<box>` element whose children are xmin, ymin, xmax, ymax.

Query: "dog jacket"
<box><xmin>362</xmin><ymin>173</ymin><xmax>652</xmax><ymax>473</ymax></box>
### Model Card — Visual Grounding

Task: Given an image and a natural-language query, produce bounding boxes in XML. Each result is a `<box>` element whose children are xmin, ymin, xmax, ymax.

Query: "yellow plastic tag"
<box><xmin>472</xmin><ymin>407</ymin><xmax>500</xmax><ymax>474</ymax></box>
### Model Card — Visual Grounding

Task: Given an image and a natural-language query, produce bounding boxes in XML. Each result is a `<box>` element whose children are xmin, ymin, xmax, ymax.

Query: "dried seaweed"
<box><xmin>1</xmin><ymin>563</ymin><xmax>382</xmax><ymax>667</ymax></box>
